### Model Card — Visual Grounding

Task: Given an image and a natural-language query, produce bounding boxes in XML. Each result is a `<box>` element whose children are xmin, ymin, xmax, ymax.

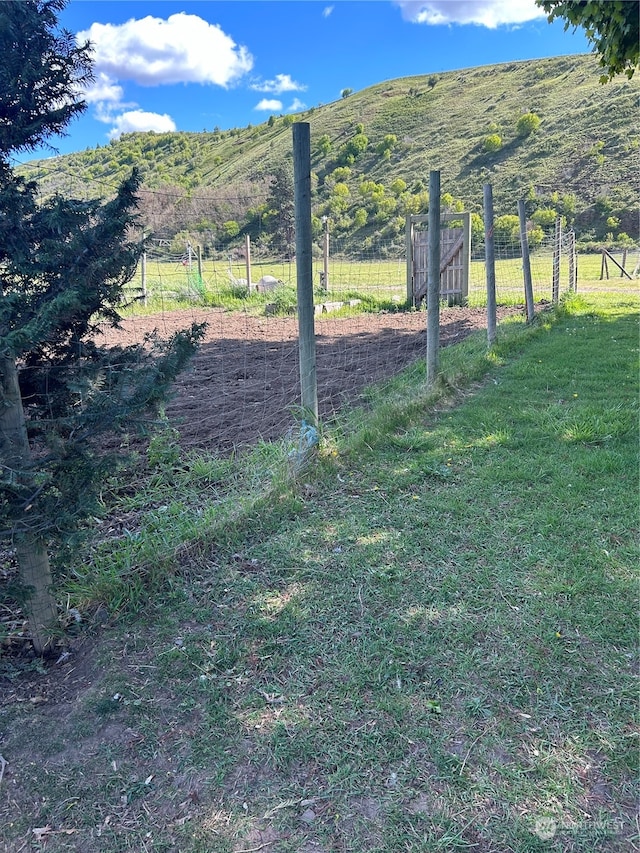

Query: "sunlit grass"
<box><xmin>2</xmin><ymin>292</ymin><xmax>638</xmax><ymax>853</ymax></box>
<box><xmin>121</xmin><ymin>251</ymin><xmax>637</xmax><ymax>316</ymax></box>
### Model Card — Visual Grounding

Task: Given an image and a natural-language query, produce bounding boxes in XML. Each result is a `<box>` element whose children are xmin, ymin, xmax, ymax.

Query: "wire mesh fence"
<box><xmin>24</xmin><ymin>167</ymin><xmax>638</xmax><ymax>455</ymax></box>
<box><xmin>470</xmin><ymin>230</ymin><xmax>575</xmax><ymax>305</ymax></box>
<box><xmin>107</xmin><ymin>207</ymin><xmax>640</xmax><ymax>455</ymax></box>
<box><xmin>130</xmin><ymin>225</ymin><xmax>607</xmax><ymax>314</ymax></box>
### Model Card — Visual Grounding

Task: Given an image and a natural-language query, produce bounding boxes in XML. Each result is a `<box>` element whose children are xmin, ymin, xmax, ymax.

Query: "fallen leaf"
<box><xmin>263</xmin><ymin>798</ymin><xmax>299</xmax><ymax>819</ymax></box>
<box><xmin>260</xmin><ymin>691</ymin><xmax>285</xmax><ymax>704</ymax></box>
<box><xmin>32</xmin><ymin>826</ymin><xmax>52</xmax><ymax>840</ymax></box>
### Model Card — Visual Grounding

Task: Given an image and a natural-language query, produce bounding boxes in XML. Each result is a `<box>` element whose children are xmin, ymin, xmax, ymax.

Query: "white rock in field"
<box><xmin>256</xmin><ymin>275</ymin><xmax>281</xmax><ymax>293</ymax></box>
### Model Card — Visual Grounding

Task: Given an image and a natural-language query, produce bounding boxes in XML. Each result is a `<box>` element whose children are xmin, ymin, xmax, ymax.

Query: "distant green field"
<box><xmin>124</xmin><ymin>249</ymin><xmax>638</xmax><ymax>315</ymax></box>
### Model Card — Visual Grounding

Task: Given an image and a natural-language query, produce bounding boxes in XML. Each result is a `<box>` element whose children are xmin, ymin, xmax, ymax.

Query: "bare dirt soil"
<box><xmin>101</xmin><ymin>305</ymin><xmax>521</xmax><ymax>453</ymax></box>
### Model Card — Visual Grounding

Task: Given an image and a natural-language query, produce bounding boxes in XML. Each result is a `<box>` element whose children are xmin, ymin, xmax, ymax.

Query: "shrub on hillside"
<box><xmin>494</xmin><ymin>215</ymin><xmax>521</xmax><ymax>242</ymax></box>
<box><xmin>317</xmin><ymin>134</ymin><xmax>332</xmax><ymax>156</ymax></box>
<box><xmin>222</xmin><ymin>220</ymin><xmax>241</xmax><ymax>238</ymax></box>
<box><xmin>471</xmin><ymin>212</ymin><xmax>484</xmax><ymax>242</ymax></box>
<box><xmin>354</xmin><ymin>208</ymin><xmax>368</xmax><ymax>228</ymax></box>
<box><xmin>516</xmin><ymin>112</ymin><xmax>542</xmax><ymax>137</ymax></box>
<box><xmin>531</xmin><ymin>207</ymin><xmax>557</xmax><ymax>228</ymax></box>
<box><xmin>376</xmin><ymin>134</ymin><xmax>398</xmax><ymax>157</ymax></box>
<box><xmin>483</xmin><ymin>133</ymin><xmax>502</xmax><ymax>152</ymax></box>
<box><xmin>332</xmin><ymin>166</ymin><xmax>351</xmax><ymax>182</ymax></box>
<box><xmin>528</xmin><ymin>225</ymin><xmax>545</xmax><ymax>247</ymax></box>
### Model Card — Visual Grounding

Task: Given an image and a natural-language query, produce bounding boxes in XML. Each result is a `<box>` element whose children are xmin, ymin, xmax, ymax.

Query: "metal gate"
<box><xmin>406</xmin><ymin>212</ymin><xmax>471</xmax><ymax>306</ymax></box>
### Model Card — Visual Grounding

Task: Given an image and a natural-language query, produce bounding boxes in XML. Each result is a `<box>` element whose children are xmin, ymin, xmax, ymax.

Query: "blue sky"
<box><xmin>45</xmin><ymin>0</ymin><xmax>591</xmax><ymax>157</ymax></box>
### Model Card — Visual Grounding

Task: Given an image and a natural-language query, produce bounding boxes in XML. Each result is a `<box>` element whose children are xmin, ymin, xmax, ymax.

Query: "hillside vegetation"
<box><xmin>20</xmin><ymin>53</ymin><xmax>639</xmax><ymax>256</ymax></box>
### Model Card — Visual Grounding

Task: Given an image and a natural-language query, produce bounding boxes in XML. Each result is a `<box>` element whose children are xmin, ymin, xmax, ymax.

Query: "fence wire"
<box><xmin>21</xmin><ymin>171</ymin><xmax>639</xmax><ymax>454</ymax></box>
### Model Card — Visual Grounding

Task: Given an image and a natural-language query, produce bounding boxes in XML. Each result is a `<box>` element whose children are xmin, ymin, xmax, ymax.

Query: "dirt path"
<box><xmin>99</xmin><ymin>305</ymin><xmax>521</xmax><ymax>452</ymax></box>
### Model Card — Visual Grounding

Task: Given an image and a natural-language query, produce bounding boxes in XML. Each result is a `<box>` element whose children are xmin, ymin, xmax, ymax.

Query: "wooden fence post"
<box><xmin>517</xmin><ymin>199</ymin><xmax>535</xmax><ymax>323</ymax></box>
<box><xmin>600</xmin><ymin>248</ymin><xmax>632</xmax><ymax>280</ymax></box>
<box><xmin>483</xmin><ymin>184</ymin><xmax>497</xmax><ymax>346</ymax></box>
<box><xmin>322</xmin><ymin>216</ymin><xmax>329</xmax><ymax>292</ymax></box>
<box><xmin>552</xmin><ymin>216</ymin><xmax>562</xmax><ymax>304</ymax></box>
<box><xmin>568</xmin><ymin>229</ymin><xmax>577</xmax><ymax>293</ymax></box>
<box><xmin>461</xmin><ymin>211</ymin><xmax>471</xmax><ymax>303</ymax></box>
<box><xmin>141</xmin><ymin>251</ymin><xmax>147</xmax><ymax>306</ymax></box>
<box><xmin>600</xmin><ymin>249</ymin><xmax>607</xmax><ymax>280</ymax></box>
<box><xmin>244</xmin><ymin>234</ymin><xmax>252</xmax><ymax>292</ymax></box>
<box><xmin>293</xmin><ymin>122</ymin><xmax>318</xmax><ymax>424</ymax></box>
<box><xmin>405</xmin><ymin>216</ymin><xmax>414</xmax><ymax>307</ymax></box>
<box><xmin>426</xmin><ymin>170</ymin><xmax>441</xmax><ymax>386</ymax></box>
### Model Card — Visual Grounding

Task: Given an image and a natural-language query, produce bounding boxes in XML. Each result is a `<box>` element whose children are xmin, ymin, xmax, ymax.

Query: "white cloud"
<box><xmin>255</xmin><ymin>98</ymin><xmax>283</xmax><ymax>112</ymax></box>
<box><xmin>395</xmin><ymin>0</ymin><xmax>545</xmax><ymax>28</ymax></box>
<box><xmin>78</xmin><ymin>13</ymin><xmax>253</xmax><ymax>87</ymax></box>
<box><xmin>323</xmin><ymin>6</ymin><xmax>334</xmax><ymax>17</ymax></box>
<box><xmin>287</xmin><ymin>98</ymin><xmax>307</xmax><ymax>112</ymax></box>
<box><xmin>82</xmin><ymin>71</ymin><xmax>124</xmax><ymax>104</ymax></box>
<box><xmin>107</xmin><ymin>110</ymin><xmax>177</xmax><ymax>138</ymax></box>
<box><xmin>251</xmin><ymin>74</ymin><xmax>306</xmax><ymax>94</ymax></box>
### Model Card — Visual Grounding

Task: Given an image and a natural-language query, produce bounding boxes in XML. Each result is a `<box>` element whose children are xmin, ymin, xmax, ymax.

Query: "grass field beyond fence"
<box><xmin>1</xmin><ymin>291</ymin><xmax>638</xmax><ymax>853</ymax></box>
<box><xmin>124</xmin><ymin>249</ymin><xmax>638</xmax><ymax>316</ymax></box>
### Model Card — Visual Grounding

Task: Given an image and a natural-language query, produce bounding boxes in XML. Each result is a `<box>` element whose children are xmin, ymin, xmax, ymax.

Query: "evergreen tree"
<box><xmin>0</xmin><ymin>0</ymin><xmax>204</xmax><ymax>654</ymax></box>
<box><xmin>266</xmin><ymin>163</ymin><xmax>295</xmax><ymax>259</ymax></box>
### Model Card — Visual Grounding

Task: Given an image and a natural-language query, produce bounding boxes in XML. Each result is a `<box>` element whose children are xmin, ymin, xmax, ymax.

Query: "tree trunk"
<box><xmin>14</xmin><ymin>535</ymin><xmax>58</xmax><ymax>654</ymax></box>
<box><xmin>0</xmin><ymin>350</ymin><xmax>58</xmax><ymax>654</ymax></box>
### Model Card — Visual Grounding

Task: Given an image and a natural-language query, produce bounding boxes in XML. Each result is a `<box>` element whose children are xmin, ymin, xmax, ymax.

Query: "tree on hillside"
<box><xmin>0</xmin><ymin>0</ymin><xmax>204</xmax><ymax>654</ymax></box>
<box><xmin>266</xmin><ymin>163</ymin><xmax>296</xmax><ymax>258</ymax></box>
<box><xmin>536</xmin><ymin>1</ymin><xmax>639</xmax><ymax>80</ymax></box>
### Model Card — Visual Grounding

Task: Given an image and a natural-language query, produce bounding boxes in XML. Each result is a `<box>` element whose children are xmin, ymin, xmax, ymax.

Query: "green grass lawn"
<box><xmin>1</xmin><ymin>291</ymin><xmax>638</xmax><ymax>852</ymax></box>
<box><xmin>124</xmin><ymin>249</ymin><xmax>637</xmax><ymax>318</ymax></box>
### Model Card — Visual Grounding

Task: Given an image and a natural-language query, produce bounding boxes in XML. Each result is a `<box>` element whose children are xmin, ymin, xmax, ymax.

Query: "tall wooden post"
<box><xmin>461</xmin><ymin>211</ymin><xmax>471</xmax><ymax>303</ymax></box>
<box><xmin>552</xmin><ymin>215</ymin><xmax>562</xmax><ymax>304</ymax></box>
<box><xmin>322</xmin><ymin>216</ymin><xmax>329</xmax><ymax>292</ymax></box>
<box><xmin>245</xmin><ymin>234</ymin><xmax>252</xmax><ymax>292</ymax></box>
<box><xmin>141</xmin><ymin>251</ymin><xmax>147</xmax><ymax>306</ymax></box>
<box><xmin>196</xmin><ymin>244</ymin><xmax>203</xmax><ymax>282</ymax></box>
<box><xmin>517</xmin><ymin>199</ymin><xmax>535</xmax><ymax>323</ymax></box>
<box><xmin>568</xmin><ymin>229</ymin><xmax>577</xmax><ymax>293</ymax></box>
<box><xmin>483</xmin><ymin>184</ymin><xmax>497</xmax><ymax>346</ymax></box>
<box><xmin>405</xmin><ymin>216</ymin><xmax>414</xmax><ymax>306</ymax></box>
<box><xmin>426</xmin><ymin>171</ymin><xmax>441</xmax><ymax>386</ymax></box>
<box><xmin>293</xmin><ymin>122</ymin><xmax>318</xmax><ymax>423</ymax></box>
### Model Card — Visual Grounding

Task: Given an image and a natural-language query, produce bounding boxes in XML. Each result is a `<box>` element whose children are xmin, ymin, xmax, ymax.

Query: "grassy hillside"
<box><xmin>19</xmin><ymin>53</ymin><xmax>639</xmax><ymax>254</ymax></box>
